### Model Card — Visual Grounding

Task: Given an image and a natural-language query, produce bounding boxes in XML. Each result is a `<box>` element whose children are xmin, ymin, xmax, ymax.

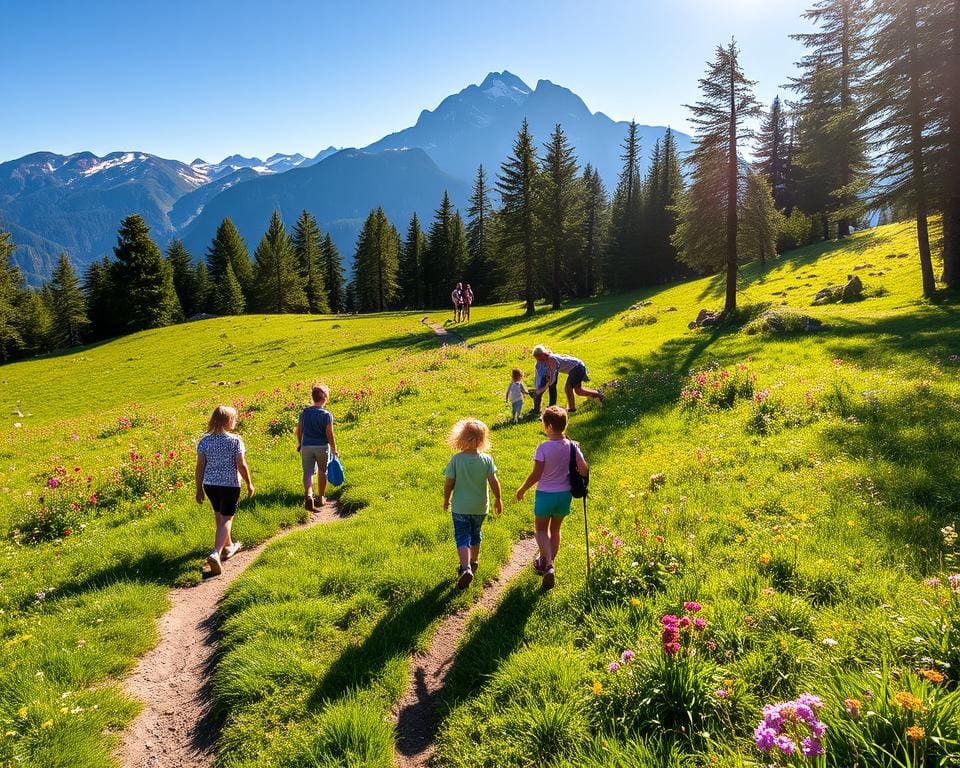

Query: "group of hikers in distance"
<box><xmin>194</xmin><ymin>344</ymin><xmax>604</xmax><ymax>589</ymax></box>
<box><xmin>450</xmin><ymin>282</ymin><xmax>474</xmax><ymax>323</ymax></box>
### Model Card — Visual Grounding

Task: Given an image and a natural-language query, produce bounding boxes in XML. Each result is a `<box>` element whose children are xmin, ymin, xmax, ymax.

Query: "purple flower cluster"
<box><xmin>606</xmin><ymin>649</ymin><xmax>636</xmax><ymax>674</ymax></box>
<box><xmin>661</xmin><ymin>602</ymin><xmax>708</xmax><ymax>657</ymax></box>
<box><xmin>754</xmin><ymin>694</ymin><xmax>826</xmax><ymax>759</ymax></box>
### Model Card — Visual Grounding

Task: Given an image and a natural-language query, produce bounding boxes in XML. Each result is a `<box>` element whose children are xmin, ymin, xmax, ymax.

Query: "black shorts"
<box><xmin>567</xmin><ymin>362</ymin><xmax>589</xmax><ymax>389</ymax></box>
<box><xmin>203</xmin><ymin>484</ymin><xmax>241</xmax><ymax>516</ymax></box>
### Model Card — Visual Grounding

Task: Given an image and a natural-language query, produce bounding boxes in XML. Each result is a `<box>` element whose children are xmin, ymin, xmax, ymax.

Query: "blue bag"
<box><xmin>327</xmin><ymin>454</ymin><xmax>345</xmax><ymax>486</ymax></box>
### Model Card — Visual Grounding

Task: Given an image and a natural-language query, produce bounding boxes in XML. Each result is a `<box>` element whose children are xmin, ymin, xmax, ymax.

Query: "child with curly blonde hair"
<box><xmin>443</xmin><ymin>418</ymin><xmax>503</xmax><ymax>588</ymax></box>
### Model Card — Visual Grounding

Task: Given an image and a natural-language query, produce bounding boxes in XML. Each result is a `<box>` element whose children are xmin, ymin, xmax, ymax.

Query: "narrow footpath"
<box><xmin>421</xmin><ymin>316</ymin><xmax>466</xmax><ymax>346</ymax></box>
<box><xmin>117</xmin><ymin>501</ymin><xmax>345</xmax><ymax>768</ymax></box>
<box><xmin>393</xmin><ymin>537</ymin><xmax>539</xmax><ymax>768</ymax></box>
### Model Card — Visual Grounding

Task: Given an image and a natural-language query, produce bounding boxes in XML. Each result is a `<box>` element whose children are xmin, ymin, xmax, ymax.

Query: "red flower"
<box><xmin>63</xmin><ymin>528</ymin><xmax>71</xmax><ymax>537</ymax></box>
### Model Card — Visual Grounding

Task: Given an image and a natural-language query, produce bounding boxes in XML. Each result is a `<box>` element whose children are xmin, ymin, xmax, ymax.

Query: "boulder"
<box><xmin>842</xmin><ymin>274</ymin><xmax>863</xmax><ymax>302</ymax></box>
<box><xmin>688</xmin><ymin>309</ymin><xmax>722</xmax><ymax>329</ymax></box>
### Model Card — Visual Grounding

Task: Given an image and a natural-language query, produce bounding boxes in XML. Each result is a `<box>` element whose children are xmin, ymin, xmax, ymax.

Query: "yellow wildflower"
<box><xmin>592</xmin><ymin>681</ymin><xmax>603</xmax><ymax>695</ymax></box>
<box><xmin>894</xmin><ymin>691</ymin><xmax>925</xmax><ymax>712</ymax></box>
<box><xmin>629</xmin><ymin>597</ymin><xmax>642</xmax><ymax>608</ymax></box>
<box><xmin>920</xmin><ymin>668</ymin><xmax>945</xmax><ymax>684</ymax></box>
<box><xmin>759</xmin><ymin>552</ymin><xmax>771</xmax><ymax>566</ymax></box>
<box><xmin>906</xmin><ymin>725</ymin><xmax>926</xmax><ymax>742</ymax></box>
<box><xmin>40</xmin><ymin>720</ymin><xmax>53</xmax><ymax>730</ymax></box>
<box><xmin>16</xmin><ymin>707</ymin><xmax>27</xmax><ymax>719</ymax></box>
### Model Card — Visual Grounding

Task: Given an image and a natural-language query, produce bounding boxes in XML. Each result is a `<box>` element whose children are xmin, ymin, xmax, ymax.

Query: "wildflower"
<box><xmin>906</xmin><ymin>725</ymin><xmax>926</xmax><ymax>742</ymax></box>
<box><xmin>63</xmin><ymin>528</ymin><xmax>71</xmax><ymax>538</ymax></box>
<box><xmin>716</xmin><ymin>688</ymin><xmax>729</xmax><ymax>699</ymax></box>
<box><xmin>629</xmin><ymin>597</ymin><xmax>642</xmax><ymax>608</ymax></box>
<box><xmin>754</xmin><ymin>724</ymin><xmax>777</xmax><ymax>751</ymax></box>
<box><xmin>801</xmin><ymin>737</ymin><xmax>824</xmax><ymax>757</ymax></box>
<box><xmin>607</xmin><ymin>662</ymin><xmax>620</xmax><ymax>672</ymax></box>
<box><xmin>620</xmin><ymin>650</ymin><xmax>635</xmax><ymax>663</ymax></box>
<box><xmin>949</xmin><ymin>573</ymin><xmax>960</xmax><ymax>591</ymax></box>
<box><xmin>844</xmin><ymin>698</ymin><xmax>861</xmax><ymax>718</ymax></box>
<box><xmin>592</xmin><ymin>681</ymin><xmax>603</xmax><ymax>695</ymax></box>
<box><xmin>759</xmin><ymin>552</ymin><xmax>771</xmax><ymax>566</ymax></box>
<box><xmin>822</xmin><ymin>638</ymin><xmax>838</xmax><ymax>647</ymax></box>
<box><xmin>894</xmin><ymin>691</ymin><xmax>925</xmax><ymax>712</ymax></box>
<box><xmin>683</xmin><ymin>601</ymin><xmax>702</xmax><ymax>613</ymax></box>
<box><xmin>40</xmin><ymin>720</ymin><xmax>53</xmax><ymax>729</ymax></box>
<box><xmin>943</xmin><ymin>524</ymin><xmax>958</xmax><ymax>547</ymax></box>
<box><xmin>664</xmin><ymin>641</ymin><xmax>681</xmax><ymax>656</ymax></box>
<box><xmin>920</xmin><ymin>668</ymin><xmax>945</xmax><ymax>684</ymax></box>
<box><xmin>17</xmin><ymin>707</ymin><xmax>27</xmax><ymax>719</ymax></box>
<box><xmin>47</xmin><ymin>477</ymin><xmax>59</xmax><ymax>489</ymax></box>
<box><xmin>774</xmin><ymin>735</ymin><xmax>797</xmax><ymax>756</ymax></box>
<box><xmin>693</xmin><ymin>617</ymin><xmax>707</xmax><ymax>630</ymax></box>
<box><xmin>925</xmin><ymin>577</ymin><xmax>943</xmax><ymax>588</ymax></box>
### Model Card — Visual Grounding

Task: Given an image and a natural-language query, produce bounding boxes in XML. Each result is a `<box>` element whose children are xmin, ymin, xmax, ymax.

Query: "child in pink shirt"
<box><xmin>515</xmin><ymin>406</ymin><xmax>588</xmax><ymax>589</ymax></box>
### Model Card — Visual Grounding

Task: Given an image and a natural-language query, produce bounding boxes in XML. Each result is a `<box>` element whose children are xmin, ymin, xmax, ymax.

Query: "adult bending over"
<box><xmin>532</xmin><ymin>344</ymin><xmax>604</xmax><ymax>413</ymax></box>
<box><xmin>295</xmin><ymin>383</ymin><xmax>339</xmax><ymax>511</ymax></box>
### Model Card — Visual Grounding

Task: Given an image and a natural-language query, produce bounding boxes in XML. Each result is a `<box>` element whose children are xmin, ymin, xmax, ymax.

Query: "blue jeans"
<box><xmin>452</xmin><ymin>513</ymin><xmax>485</xmax><ymax>548</ymax></box>
<box><xmin>512</xmin><ymin>400</ymin><xmax>523</xmax><ymax>420</ymax></box>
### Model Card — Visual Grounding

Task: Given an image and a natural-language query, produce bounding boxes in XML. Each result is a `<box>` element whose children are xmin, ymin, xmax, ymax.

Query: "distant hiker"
<box><xmin>530</xmin><ymin>354</ymin><xmax>557</xmax><ymax>417</ymax></box>
<box><xmin>506</xmin><ymin>367</ymin><xmax>530</xmax><ymax>424</ymax></box>
<box><xmin>515</xmin><ymin>406</ymin><xmax>588</xmax><ymax>589</ymax></box>
<box><xmin>195</xmin><ymin>405</ymin><xmax>254</xmax><ymax>576</ymax></box>
<box><xmin>443</xmin><ymin>418</ymin><xmax>503</xmax><ymax>589</ymax></box>
<box><xmin>462</xmin><ymin>283</ymin><xmax>475</xmax><ymax>321</ymax></box>
<box><xmin>451</xmin><ymin>283</ymin><xmax>464</xmax><ymax>323</ymax></box>
<box><xmin>295</xmin><ymin>383</ymin><xmax>339</xmax><ymax>511</ymax></box>
<box><xmin>532</xmin><ymin>344</ymin><xmax>604</xmax><ymax>413</ymax></box>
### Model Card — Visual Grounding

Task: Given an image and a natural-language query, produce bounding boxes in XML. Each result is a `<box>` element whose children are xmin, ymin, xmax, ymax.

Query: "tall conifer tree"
<box><xmin>539</xmin><ymin>124</ymin><xmax>583</xmax><ymax>309</ymax></box>
<box><xmin>644</xmin><ymin>129</ymin><xmax>686</xmax><ymax>282</ymax></box>
<box><xmin>293</xmin><ymin>210</ymin><xmax>328</xmax><ymax>312</ymax></box>
<box><xmin>423</xmin><ymin>191</ymin><xmax>458</xmax><ymax>308</ymax></box>
<box><xmin>606</xmin><ymin>120</ymin><xmax>645</xmax><ymax>288</ymax></box>
<box><xmin>352</xmin><ymin>208</ymin><xmax>399</xmax><ymax>312</ymax></box>
<box><xmin>580</xmin><ymin>164</ymin><xmax>609</xmax><ymax>297</ymax></box>
<box><xmin>48</xmin><ymin>253</ymin><xmax>89</xmax><ymax>348</ymax></box>
<box><xmin>866</xmin><ymin>0</ymin><xmax>941</xmax><ymax>296</ymax></box>
<box><xmin>207</xmin><ymin>218</ymin><xmax>254</xmax><ymax>304</ymax></box>
<box><xmin>465</xmin><ymin>166</ymin><xmax>495</xmax><ymax>302</ymax></box>
<box><xmin>755</xmin><ymin>97</ymin><xmax>790</xmax><ymax>210</ymax></box>
<box><xmin>399</xmin><ymin>213</ymin><xmax>426</xmax><ymax>309</ymax></box>
<box><xmin>940</xmin><ymin>0</ymin><xmax>960</xmax><ymax>288</ymax></box>
<box><xmin>739</xmin><ymin>171</ymin><xmax>785</xmax><ymax>264</ymax></box>
<box><xmin>496</xmin><ymin>119</ymin><xmax>539</xmax><ymax>315</ymax></box>
<box><xmin>0</xmin><ymin>231</ymin><xmax>24</xmax><ymax>361</ymax></box>
<box><xmin>83</xmin><ymin>257</ymin><xmax>119</xmax><ymax>340</ymax></box>
<box><xmin>166</xmin><ymin>240</ymin><xmax>196</xmax><ymax>319</ymax></box>
<box><xmin>322</xmin><ymin>234</ymin><xmax>347</xmax><ymax>313</ymax></box>
<box><xmin>790</xmin><ymin>0</ymin><xmax>869</xmax><ymax>238</ymax></box>
<box><xmin>253</xmin><ymin>211</ymin><xmax>308</xmax><ymax>313</ymax></box>
<box><xmin>675</xmin><ymin>40</ymin><xmax>760</xmax><ymax>313</ymax></box>
<box><xmin>111</xmin><ymin>214</ymin><xmax>181</xmax><ymax>331</ymax></box>
<box><xmin>193</xmin><ymin>259</ymin><xmax>213</xmax><ymax>315</ymax></box>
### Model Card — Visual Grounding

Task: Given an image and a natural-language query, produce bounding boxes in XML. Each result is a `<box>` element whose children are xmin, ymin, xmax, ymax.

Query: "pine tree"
<box><xmin>83</xmin><ymin>257</ymin><xmax>119</xmax><ymax>340</ymax></box>
<box><xmin>450</xmin><ymin>212</ymin><xmax>469</xmax><ymax>290</ymax></box>
<box><xmin>48</xmin><ymin>253</ymin><xmax>89</xmax><ymax>348</ymax></box>
<box><xmin>253</xmin><ymin>211</ymin><xmax>308</xmax><ymax>313</ymax></box>
<box><xmin>399</xmin><ymin>213</ymin><xmax>426</xmax><ymax>309</ymax></box>
<box><xmin>606</xmin><ymin>120</ymin><xmax>645</xmax><ymax>288</ymax></box>
<box><xmin>17</xmin><ymin>289</ymin><xmax>53</xmax><ymax>355</ymax></box>
<box><xmin>866</xmin><ymin>0</ymin><xmax>942</xmax><ymax>297</ymax></box>
<box><xmin>539</xmin><ymin>124</ymin><xmax>583</xmax><ymax>309</ymax></box>
<box><xmin>676</xmin><ymin>40</ymin><xmax>760</xmax><ymax>313</ymax></box>
<box><xmin>0</xmin><ymin>231</ymin><xmax>24</xmax><ymax>361</ymax></box>
<box><xmin>739</xmin><ymin>171</ymin><xmax>785</xmax><ymax>263</ymax></box>
<box><xmin>206</xmin><ymin>218</ymin><xmax>254</xmax><ymax>304</ymax></box>
<box><xmin>111</xmin><ymin>214</ymin><xmax>181</xmax><ymax>331</ymax></box>
<box><xmin>579</xmin><ymin>164</ymin><xmax>609</xmax><ymax>297</ymax></box>
<box><xmin>789</xmin><ymin>0</ymin><xmax>869</xmax><ymax>238</ymax></box>
<box><xmin>496</xmin><ymin>119</ymin><xmax>540</xmax><ymax>315</ymax></box>
<box><xmin>193</xmin><ymin>259</ymin><xmax>214</xmax><ymax>315</ymax></box>
<box><xmin>352</xmin><ymin>208</ymin><xmax>399</xmax><ymax>312</ymax></box>
<box><xmin>293</xmin><ymin>210</ymin><xmax>328</xmax><ymax>313</ymax></box>
<box><xmin>214</xmin><ymin>261</ymin><xmax>245</xmax><ymax>315</ymax></box>
<box><xmin>423</xmin><ymin>191</ymin><xmax>458</xmax><ymax>308</ymax></box>
<box><xmin>166</xmin><ymin>240</ymin><xmax>196</xmax><ymax>319</ymax></box>
<box><xmin>755</xmin><ymin>96</ymin><xmax>790</xmax><ymax>210</ymax></box>
<box><xmin>321</xmin><ymin>234</ymin><xmax>347</xmax><ymax>313</ymax></box>
<box><xmin>465</xmin><ymin>166</ymin><xmax>496</xmax><ymax>302</ymax></box>
<box><xmin>940</xmin><ymin>0</ymin><xmax>960</xmax><ymax>288</ymax></box>
<box><xmin>644</xmin><ymin>129</ymin><xmax>686</xmax><ymax>282</ymax></box>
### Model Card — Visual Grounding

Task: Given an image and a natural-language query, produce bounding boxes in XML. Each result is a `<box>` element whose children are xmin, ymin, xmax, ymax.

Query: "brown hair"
<box><xmin>511</xmin><ymin>367</ymin><xmax>523</xmax><ymax>381</ymax></box>
<box><xmin>448</xmin><ymin>418</ymin><xmax>491</xmax><ymax>452</ymax></box>
<box><xmin>207</xmin><ymin>405</ymin><xmax>238</xmax><ymax>434</ymax></box>
<box><xmin>311</xmin><ymin>383</ymin><xmax>330</xmax><ymax>403</ymax></box>
<box><xmin>542</xmin><ymin>405</ymin><xmax>567</xmax><ymax>434</ymax></box>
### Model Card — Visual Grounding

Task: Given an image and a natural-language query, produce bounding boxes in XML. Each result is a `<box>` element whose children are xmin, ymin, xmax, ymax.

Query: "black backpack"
<box><xmin>569</xmin><ymin>441</ymin><xmax>589</xmax><ymax>499</ymax></box>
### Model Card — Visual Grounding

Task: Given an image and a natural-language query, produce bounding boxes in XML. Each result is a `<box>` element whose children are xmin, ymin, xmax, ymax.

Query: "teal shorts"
<box><xmin>534</xmin><ymin>490</ymin><xmax>573</xmax><ymax>518</ymax></box>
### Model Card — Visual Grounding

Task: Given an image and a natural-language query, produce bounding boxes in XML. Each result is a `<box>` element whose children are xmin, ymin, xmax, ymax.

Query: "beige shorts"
<box><xmin>301</xmin><ymin>445</ymin><xmax>329</xmax><ymax>475</ymax></box>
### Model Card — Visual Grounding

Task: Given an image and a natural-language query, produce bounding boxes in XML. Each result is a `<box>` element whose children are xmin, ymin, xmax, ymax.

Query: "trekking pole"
<box><xmin>582</xmin><ymin>495</ymin><xmax>591</xmax><ymax>585</ymax></box>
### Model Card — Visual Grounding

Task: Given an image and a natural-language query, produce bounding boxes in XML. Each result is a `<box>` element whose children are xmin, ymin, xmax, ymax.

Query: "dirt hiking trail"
<box><xmin>393</xmin><ymin>537</ymin><xmax>539</xmax><ymax>768</ymax></box>
<box><xmin>117</xmin><ymin>501</ymin><xmax>344</xmax><ymax>768</ymax></box>
<box><xmin>421</xmin><ymin>316</ymin><xmax>467</xmax><ymax>347</ymax></box>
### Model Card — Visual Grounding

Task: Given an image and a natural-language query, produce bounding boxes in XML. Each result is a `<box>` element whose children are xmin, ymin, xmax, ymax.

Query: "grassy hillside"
<box><xmin>1</xmin><ymin>220</ymin><xmax>958</xmax><ymax>767</ymax></box>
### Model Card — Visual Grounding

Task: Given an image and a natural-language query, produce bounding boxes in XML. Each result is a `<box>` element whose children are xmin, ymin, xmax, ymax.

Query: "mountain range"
<box><xmin>1</xmin><ymin>72</ymin><xmax>691</xmax><ymax>282</ymax></box>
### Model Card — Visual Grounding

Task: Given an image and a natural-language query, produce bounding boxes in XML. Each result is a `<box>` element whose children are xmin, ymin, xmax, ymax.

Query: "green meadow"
<box><xmin>1</xmin><ymin>219</ymin><xmax>959</xmax><ymax>767</ymax></box>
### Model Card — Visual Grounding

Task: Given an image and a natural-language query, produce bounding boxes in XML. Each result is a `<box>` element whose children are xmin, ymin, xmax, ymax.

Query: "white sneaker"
<box><xmin>207</xmin><ymin>552</ymin><xmax>222</xmax><ymax>575</ymax></box>
<box><xmin>221</xmin><ymin>542</ymin><xmax>242</xmax><ymax>561</ymax></box>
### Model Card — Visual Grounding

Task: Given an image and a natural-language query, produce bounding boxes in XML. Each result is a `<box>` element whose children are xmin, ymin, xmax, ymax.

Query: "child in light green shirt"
<box><xmin>443</xmin><ymin>418</ymin><xmax>502</xmax><ymax>589</ymax></box>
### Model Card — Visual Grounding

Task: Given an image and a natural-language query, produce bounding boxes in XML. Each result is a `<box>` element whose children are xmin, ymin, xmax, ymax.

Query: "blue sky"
<box><xmin>3</xmin><ymin>0</ymin><xmax>810</xmax><ymax>163</ymax></box>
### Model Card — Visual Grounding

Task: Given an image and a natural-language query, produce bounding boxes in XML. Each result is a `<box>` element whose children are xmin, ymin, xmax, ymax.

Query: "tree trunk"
<box><xmin>944</xmin><ymin>0</ymin><xmax>960</xmax><ymax>289</ymax></box>
<box><xmin>725</xmin><ymin>59</ymin><xmax>738</xmax><ymax>315</ymax></box>
<box><xmin>837</xmin><ymin>0</ymin><xmax>852</xmax><ymax>239</ymax></box>
<box><xmin>907</xmin><ymin>0</ymin><xmax>937</xmax><ymax>298</ymax></box>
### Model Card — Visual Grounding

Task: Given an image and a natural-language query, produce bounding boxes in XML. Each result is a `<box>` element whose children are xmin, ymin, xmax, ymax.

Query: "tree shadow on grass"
<box><xmin>306</xmin><ymin>582</ymin><xmax>452</xmax><ymax>709</ymax></box>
